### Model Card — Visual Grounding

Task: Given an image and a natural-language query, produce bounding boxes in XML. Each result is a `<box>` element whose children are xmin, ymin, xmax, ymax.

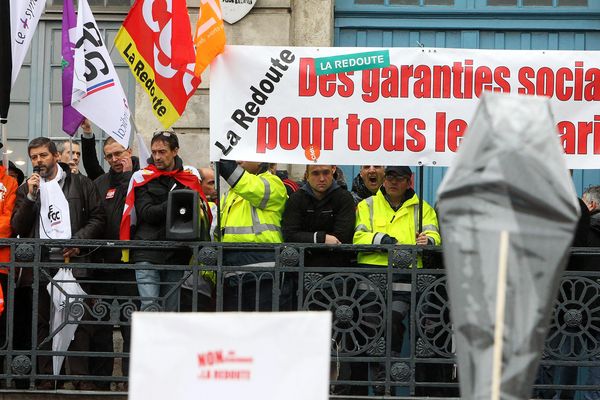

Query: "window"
<box><xmin>353</xmin><ymin>0</ymin><xmax>588</xmax><ymax>5</ymax></box>
<box><xmin>488</xmin><ymin>0</ymin><xmax>587</xmax><ymax>5</ymax></box>
<box><xmin>355</xmin><ymin>0</ymin><xmax>456</xmax><ymax>4</ymax></box>
<box><xmin>46</xmin><ymin>0</ymin><xmax>133</xmax><ymax>8</ymax></box>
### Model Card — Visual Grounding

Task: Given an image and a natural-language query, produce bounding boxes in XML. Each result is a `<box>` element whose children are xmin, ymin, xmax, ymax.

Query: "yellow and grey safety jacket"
<box><xmin>220</xmin><ymin>168</ymin><xmax>287</xmax><ymax>243</ymax></box>
<box><xmin>353</xmin><ymin>189</ymin><xmax>440</xmax><ymax>266</ymax></box>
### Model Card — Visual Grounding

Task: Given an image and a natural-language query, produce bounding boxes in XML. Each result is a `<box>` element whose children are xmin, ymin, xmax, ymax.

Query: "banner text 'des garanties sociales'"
<box><xmin>210</xmin><ymin>46</ymin><xmax>600</xmax><ymax>168</ymax></box>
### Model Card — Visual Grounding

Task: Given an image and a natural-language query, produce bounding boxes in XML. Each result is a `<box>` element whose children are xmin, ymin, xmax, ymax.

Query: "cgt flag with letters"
<box><xmin>0</xmin><ymin>0</ymin><xmax>46</xmax><ymax>123</ymax></box>
<box><xmin>114</xmin><ymin>0</ymin><xmax>201</xmax><ymax>129</ymax></box>
<box><xmin>71</xmin><ymin>0</ymin><xmax>131</xmax><ymax>147</ymax></box>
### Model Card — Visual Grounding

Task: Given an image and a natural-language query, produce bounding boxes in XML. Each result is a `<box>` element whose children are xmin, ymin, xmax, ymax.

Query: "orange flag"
<box><xmin>193</xmin><ymin>0</ymin><xmax>226</xmax><ymax>77</ymax></box>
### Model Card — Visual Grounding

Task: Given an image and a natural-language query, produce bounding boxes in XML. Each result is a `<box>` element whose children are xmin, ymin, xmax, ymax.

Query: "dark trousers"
<box><xmin>180</xmin><ymin>289</ymin><xmax>215</xmax><ymax>312</ymax></box>
<box><xmin>0</xmin><ymin>274</ymin><xmax>7</xmax><ymax>376</ymax></box>
<box><xmin>224</xmin><ymin>276</ymin><xmax>277</xmax><ymax>311</ymax></box>
<box><xmin>222</xmin><ymin>251</ymin><xmax>294</xmax><ymax>312</ymax></box>
<box><xmin>13</xmin><ymin>286</ymin><xmax>33</xmax><ymax>388</ymax></box>
<box><xmin>90</xmin><ymin>270</ymin><xmax>138</xmax><ymax>386</ymax></box>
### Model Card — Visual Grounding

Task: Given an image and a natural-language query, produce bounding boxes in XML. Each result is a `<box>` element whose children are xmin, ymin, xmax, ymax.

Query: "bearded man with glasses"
<box><xmin>81</xmin><ymin>133</ymin><xmax>140</xmax><ymax>390</ymax></box>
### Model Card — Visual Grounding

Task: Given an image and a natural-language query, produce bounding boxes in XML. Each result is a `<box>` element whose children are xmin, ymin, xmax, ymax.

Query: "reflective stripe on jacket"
<box><xmin>353</xmin><ymin>190</ymin><xmax>440</xmax><ymax>266</ymax></box>
<box><xmin>220</xmin><ymin>169</ymin><xmax>287</xmax><ymax>243</ymax></box>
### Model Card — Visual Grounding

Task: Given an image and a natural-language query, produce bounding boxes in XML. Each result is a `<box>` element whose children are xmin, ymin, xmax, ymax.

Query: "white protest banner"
<box><xmin>210</xmin><ymin>45</ymin><xmax>600</xmax><ymax>168</ymax></box>
<box><xmin>129</xmin><ymin>312</ymin><xmax>331</xmax><ymax>400</ymax></box>
<box><xmin>8</xmin><ymin>0</ymin><xmax>46</xmax><ymax>87</ymax></box>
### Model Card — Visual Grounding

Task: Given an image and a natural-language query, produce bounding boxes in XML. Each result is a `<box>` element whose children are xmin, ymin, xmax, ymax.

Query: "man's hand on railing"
<box><xmin>380</xmin><ymin>234</ymin><xmax>398</xmax><ymax>245</ymax></box>
<box><xmin>63</xmin><ymin>247</ymin><xmax>80</xmax><ymax>259</ymax></box>
<box><xmin>325</xmin><ymin>234</ymin><xmax>341</xmax><ymax>245</ymax></box>
<box><xmin>416</xmin><ymin>232</ymin><xmax>429</xmax><ymax>246</ymax></box>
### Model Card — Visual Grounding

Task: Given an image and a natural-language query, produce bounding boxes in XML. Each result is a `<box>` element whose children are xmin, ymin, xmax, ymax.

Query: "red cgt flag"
<box><xmin>114</xmin><ymin>0</ymin><xmax>200</xmax><ymax>129</ymax></box>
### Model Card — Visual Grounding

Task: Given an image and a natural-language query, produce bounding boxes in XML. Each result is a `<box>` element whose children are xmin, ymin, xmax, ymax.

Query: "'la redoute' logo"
<box><xmin>197</xmin><ymin>350</ymin><xmax>253</xmax><ymax>381</ymax></box>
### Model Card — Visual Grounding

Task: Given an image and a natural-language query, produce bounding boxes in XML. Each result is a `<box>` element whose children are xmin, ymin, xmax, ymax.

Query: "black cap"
<box><xmin>0</xmin><ymin>160</ymin><xmax>25</xmax><ymax>185</ymax></box>
<box><xmin>384</xmin><ymin>166</ymin><xmax>412</xmax><ymax>177</ymax></box>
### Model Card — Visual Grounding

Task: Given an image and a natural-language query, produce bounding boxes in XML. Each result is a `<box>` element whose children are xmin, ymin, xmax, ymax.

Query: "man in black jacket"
<box><xmin>351</xmin><ymin>165</ymin><xmax>385</xmax><ymax>205</ymax></box>
<box><xmin>89</xmin><ymin>136</ymin><xmax>139</xmax><ymax>390</ymax></box>
<box><xmin>56</xmin><ymin>140</ymin><xmax>81</xmax><ymax>175</ymax></box>
<box><xmin>583</xmin><ymin>186</ymin><xmax>600</xmax><ymax>246</ymax></box>
<box><xmin>282</xmin><ymin>164</ymin><xmax>355</xmax><ymax>266</ymax></box>
<box><xmin>282</xmin><ymin>164</ymin><xmax>355</xmax><ymax>394</ymax></box>
<box><xmin>80</xmin><ymin>118</ymin><xmax>106</xmax><ymax>181</ymax></box>
<box><xmin>11</xmin><ymin>137</ymin><xmax>105</xmax><ymax>390</ymax></box>
<box><xmin>131</xmin><ymin>132</ymin><xmax>200</xmax><ymax>312</ymax></box>
<box><xmin>580</xmin><ymin>186</ymin><xmax>600</xmax><ymax>400</ymax></box>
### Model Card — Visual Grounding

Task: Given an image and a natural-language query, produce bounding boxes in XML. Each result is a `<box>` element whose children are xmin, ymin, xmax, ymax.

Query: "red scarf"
<box><xmin>119</xmin><ymin>164</ymin><xmax>212</xmax><ymax>241</ymax></box>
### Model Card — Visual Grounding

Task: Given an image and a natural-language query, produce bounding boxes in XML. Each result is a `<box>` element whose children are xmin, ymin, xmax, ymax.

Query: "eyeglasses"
<box><xmin>385</xmin><ymin>175</ymin><xmax>409</xmax><ymax>183</ymax></box>
<box><xmin>152</xmin><ymin>130</ymin><xmax>179</xmax><ymax>147</ymax></box>
<box><xmin>153</xmin><ymin>130</ymin><xmax>176</xmax><ymax>137</ymax></box>
<box><xmin>104</xmin><ymin>150</ymin><xmax>125</xmax><ymax>161</ymax></box>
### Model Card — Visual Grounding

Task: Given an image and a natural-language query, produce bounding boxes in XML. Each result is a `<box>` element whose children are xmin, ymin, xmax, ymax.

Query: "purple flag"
<box><xmin>62</xmin><ymin>0</ymin><xmax>84</xmax><ymax>136</ymax></box>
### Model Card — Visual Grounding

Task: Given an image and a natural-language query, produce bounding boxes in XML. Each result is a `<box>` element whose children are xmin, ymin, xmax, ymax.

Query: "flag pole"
<box><xmin>129</xmin><ymin>114</ymin><xmax>151</xmax><ymax>169</ymax></box>
<box><xmin>1</xmin><ymin>121</ymin><xmax>8</xmax><ymax>168</ymax></box>
<box><xmin>215</xmin><ymin>160</ymin><xmax>221</xmax><ymax>239</ymax></box>
<box><xmin>418</xmin><ymin>164</ymin><xmax>424</xmax><ymax>233</ymax></box>
<box><xmin>491</xmin><ymin>230</ymin><xmax>510</xmax><ymax>400</ymax></box>
<box><xmin>68</xmin><ymin>137</ymin><xmax>74</xmax><ymax>164</ymax></box>
<box><xmin>129</xmin><ymin>114</ymin><xmax>139</xmax><ymax>148</ymax></box>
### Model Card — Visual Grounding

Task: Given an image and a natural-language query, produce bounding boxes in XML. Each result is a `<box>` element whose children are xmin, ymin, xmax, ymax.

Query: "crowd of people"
<box><xmin>0</xmin><ymin>121</ymin><xmax>596</xmax><ymax>396</ymax></box>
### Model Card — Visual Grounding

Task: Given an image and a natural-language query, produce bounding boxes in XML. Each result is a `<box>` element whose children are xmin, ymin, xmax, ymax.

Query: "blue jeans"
<box><xmin>583</xmin><ymin>352</ymin><xmax>600</xmax><ymax>400</ymax></box>
<box><xmin>135</xmin><ymin>262</ymin><xmax>182</xmax><ymax>312</ymax></box>
<box><xmin>535</xmin><ymin>338</ymin><xmax>600</xmax><ymax>400</ymax></box>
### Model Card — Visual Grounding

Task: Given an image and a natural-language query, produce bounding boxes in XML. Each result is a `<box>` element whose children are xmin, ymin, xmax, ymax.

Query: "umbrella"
<box><xmin>46</xmin><ymin>267</ymin><xmax>87</xmax><ymax>375</ymax></box>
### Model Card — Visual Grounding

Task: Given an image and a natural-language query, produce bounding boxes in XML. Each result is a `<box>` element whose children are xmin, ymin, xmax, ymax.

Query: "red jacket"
<box><xmin>0</xmin><ymin>166</ymin><xmax>17</xmax><ymax>270</ymax></box>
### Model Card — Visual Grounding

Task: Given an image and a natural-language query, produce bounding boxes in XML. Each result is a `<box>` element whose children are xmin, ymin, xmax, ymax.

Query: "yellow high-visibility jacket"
<box><xmin>220</xmin><ymin>169</ymin><xmax>287</xmax><ymax>243</ymax></box>
<box><xmin>353</xmin><ymin>189</ymin><xmax>440</xmax><ymax>266</ymax></box>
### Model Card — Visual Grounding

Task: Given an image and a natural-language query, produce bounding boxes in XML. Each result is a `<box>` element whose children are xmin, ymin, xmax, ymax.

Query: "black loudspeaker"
<box><xmin>166</xmin><ymin>189</ymin><xmax>199</xmax><ymax>240</ymax></box>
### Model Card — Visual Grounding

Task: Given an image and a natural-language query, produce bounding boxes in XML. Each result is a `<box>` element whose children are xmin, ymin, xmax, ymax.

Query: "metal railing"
<box><xmin>0</xmin><ymin>238</ymin><xmax>597</xmax><ymax>398</ymax></box>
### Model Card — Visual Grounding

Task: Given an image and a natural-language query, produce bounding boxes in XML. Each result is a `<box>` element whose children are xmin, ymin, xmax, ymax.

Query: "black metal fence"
<box><xmin>0</xmin><ymin>238</ymin><xmax>598</xmax><ymax>398</ymax></box>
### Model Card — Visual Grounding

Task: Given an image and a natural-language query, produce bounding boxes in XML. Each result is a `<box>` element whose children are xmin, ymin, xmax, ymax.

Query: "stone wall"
<box><xmin>134</xmin><ymin>0</ymin><xmax>334</xmax><ymax>175</ymax></box>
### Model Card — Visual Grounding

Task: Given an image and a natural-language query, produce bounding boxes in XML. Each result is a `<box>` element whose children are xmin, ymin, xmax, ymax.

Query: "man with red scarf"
<box><xmin>121</xmin><ymin>131</ymin><xmax>209</xmax><ymax>311</ymax></box>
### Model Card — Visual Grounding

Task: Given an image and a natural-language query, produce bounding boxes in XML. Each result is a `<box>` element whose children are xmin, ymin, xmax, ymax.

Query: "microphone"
<box><xmin>32</xmin><ymin>166</ymin><xmax>41</xmax><ymax>195</ymax></box>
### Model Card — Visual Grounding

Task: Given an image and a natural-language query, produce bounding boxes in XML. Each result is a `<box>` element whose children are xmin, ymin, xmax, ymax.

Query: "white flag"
<box><xmin>71</xmin><ymin>0</ymin><xmax>131</xmax><ymax>147</ymax></box>
<box><xmin>9</xmin><ymin>0</ymin><xmax>46</xmax><ymax>87</ymax></box>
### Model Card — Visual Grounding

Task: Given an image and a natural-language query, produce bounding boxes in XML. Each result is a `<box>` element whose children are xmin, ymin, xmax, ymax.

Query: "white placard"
<box><xmin>129</xmin><ymin>312</ymin><xmax>332</xmax><ymax>400</ymax></box>
<box><xmin>210</xmin><ymin>45</ymin><xmax>600</xmax><ymax>168</ymax></box>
